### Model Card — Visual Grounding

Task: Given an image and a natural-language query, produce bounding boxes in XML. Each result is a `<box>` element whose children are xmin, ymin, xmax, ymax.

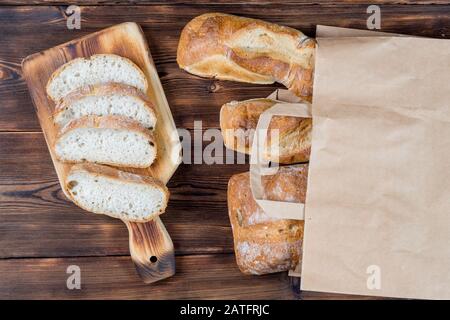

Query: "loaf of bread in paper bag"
<box><xmin>227</xmin><ymin>164</ymin><xmax>308</xmax><ymax>275</ymax></box>
<box><xmin>220</xmin><ymin>98</ymin><xmax>311</xmax><ymax>164</ymax></box>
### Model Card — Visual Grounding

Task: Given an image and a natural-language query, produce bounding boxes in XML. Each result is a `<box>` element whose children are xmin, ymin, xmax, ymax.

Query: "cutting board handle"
<box><xmin>124</xmin><ymin>217</ymin><xmax>175</xmax><ymax>284</ymax></box>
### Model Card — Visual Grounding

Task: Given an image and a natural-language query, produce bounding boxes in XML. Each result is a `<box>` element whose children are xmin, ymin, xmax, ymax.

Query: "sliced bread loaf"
<box><xmin>54</xmin><ymin>83</ymin><xmax>157</xmax><ymax>129</ymax></box>
<box><xmin>46</xmin><ymin>54</ymin><xmax>148</xmax><ymax>102</ymax></box>
<box><xmin>65</xmin><ymin>163</ymin><xmax>169</xmax><ymax>222</ymax></box>
<box><xmin>55</xmin><ymin>115</ymin><xmax>157</xmax><ymax>168</ymax></box>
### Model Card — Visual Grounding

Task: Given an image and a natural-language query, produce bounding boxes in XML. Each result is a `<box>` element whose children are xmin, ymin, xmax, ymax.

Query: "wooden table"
<box><xmin>0</xmin><ymin>0</ymin><xmax>448</xmax><ymax>300</ymax></box>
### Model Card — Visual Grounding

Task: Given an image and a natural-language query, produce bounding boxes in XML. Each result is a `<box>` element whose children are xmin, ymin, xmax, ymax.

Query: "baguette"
<box><xmin>46</xmin><ymin>54</ymin><xmax>148</xmax><ymax>102</ymax></box>
<box><xmin>65</xmin><ymin>163</ymin><xmax>169</xmax><ymax>222</ymax></box>
<box><xmin>54</xmin><ymin>83</ymin><xmax>157</xmax><ymax>130</ymax></box>
<box><xmin>221</xmin><ymin>98</ymin><xmax>311</xmax><ymax>163</ymax></box>
<box><xmin>177</xmin><ymin>13</ymin><xmax>315</xmax><ymax>100</ymax></box>
<box><xmin>55</xmin><ymin>115</ymin><xmax>157</xmax><ymax>168</ymax></box>
<box><xmin>227</xmin><ymin>164</ymin><xmax>308</xmax><ymax>275</ymax></box>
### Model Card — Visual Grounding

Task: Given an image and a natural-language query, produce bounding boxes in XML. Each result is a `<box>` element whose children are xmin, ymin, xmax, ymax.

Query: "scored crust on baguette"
<box><xmin>65</xmin><ymin>163</ymin><xmax>169</xmax><ymax>222</ymax></box>
<box><xmin>220</xmin><ymin>98</ymin><xmax>311</xmax><ymax>164</ymax></box>
<box><xmin>54</xmin><ymin>83</ymin><xmax>157</xmax><ymax>129</ymax></box>
<box><xmin>227</xmin><ymin>165</ymin><xmax>308</xmax><ymax>275</ymax></box>
<box><xmin>177</xmin><ymin>13</ymin><xmax>316</xmax><ymax>100</ymax></box>
<box><xmin>55</xmin><ymin>115</ymin><xmax>157</xmax><ymax>168</ymax></box>
<box><xmin>46</xmin><ymin>54</ymin><xmax>148</xmax><ymax>102</ymax></box>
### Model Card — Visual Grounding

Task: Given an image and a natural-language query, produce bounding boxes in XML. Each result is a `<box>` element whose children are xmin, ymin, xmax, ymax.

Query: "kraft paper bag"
<box><xmin>300</xmin><ymin>27</ymin><xmax>450</xmax><ymax>299</ymax></box>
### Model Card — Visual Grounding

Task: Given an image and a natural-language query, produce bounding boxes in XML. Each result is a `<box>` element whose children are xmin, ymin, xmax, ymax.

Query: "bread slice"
<box><xmin>55</xmin><ymin>115</ymin><xmax>157</xmax><ymax>168</ymax></box>
<box><xmin>65</xmin><ymin>163</ymin><xmax>169</xmax><ymax>222</ymax></box>
<box><xmin>54</xmin><ymin>83</ymin><xmax>157</xmax><ymax>129</ymax></box>
<box><xmin>46</xmin><ymin>54</ymin><xmax>148</xmax><ymax>102</ymax></box>
<box><xmin>220</xmin><ymin>98</ymin><xmax>311</xmax><ymax>164</ymax></box>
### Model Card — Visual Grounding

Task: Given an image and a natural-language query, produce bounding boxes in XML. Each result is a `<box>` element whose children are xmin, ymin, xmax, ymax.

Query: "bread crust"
<box><xmin>177</xmin><ymin>13</ymin><xmax>315</xmax><ymax>100</ymax></box>
<box><xmin>220</xmin><ymin>98</ymin><xmax>311</xmax><ymax>164</ymax></box>
<box><xmin>46</xmin><ymin>54</ymin><xmax>149</xmax><ymax>102</ymax></box>
<box><xmin>55</xmin><ymin>115</ymin><xmax>157</xmax><ymax>168</ymax></box>
<box><xmin>227</xmin><ymin>165</ymin><xmax>308</xmax><ymax>275</ymax></box>
<box><xmin>65</xmin><ymin>163</ymin><xmax>169</xmax><ymax>222</ymax></box>
<box><xmin>53</xmin><ymin>83</ymin><xmax>156</xmax><ymax>129</ymax></box>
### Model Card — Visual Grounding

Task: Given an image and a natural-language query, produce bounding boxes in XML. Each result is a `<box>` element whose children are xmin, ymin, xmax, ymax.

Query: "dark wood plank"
<box><xmin>2</xmin><ymin>1</ymin><xmax>449</xmax><ymax>5</ymax></box>
<box><xmin>0</xmin><ymin>132</ymin><xmax>248</xmax><ymax>258</ymax></box>
<box><xmin>0</xmin><ymin>5</ymin><xmax>448</xmax><ymax>131</ymax></box>
<box><xmin>0</xmin><ymin>212</ymin><xmax>233</xmax><ymax>257</ymax></box>
<box><xmin>0</xmin><ymin>254</ymin><xmax>299</xmax><ymax>299</ymax></box>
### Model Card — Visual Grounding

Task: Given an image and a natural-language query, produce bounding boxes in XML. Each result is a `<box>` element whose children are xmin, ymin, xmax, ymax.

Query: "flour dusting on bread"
<box><xmin>227</xmin><ymin>165</ymin><xmax>307</xmax><ymax>275</ymax></box>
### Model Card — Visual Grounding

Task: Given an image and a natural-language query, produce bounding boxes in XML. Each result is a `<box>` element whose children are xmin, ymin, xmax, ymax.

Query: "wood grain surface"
<box><xmin>2</xmin><ymin>1</ymin><xmax>450</xmax><ymax>5</ymax></box>
<box><xmin>0</xmin><ymin>1</ymin><xmax>449</xmax><ymax>299</ymax></box>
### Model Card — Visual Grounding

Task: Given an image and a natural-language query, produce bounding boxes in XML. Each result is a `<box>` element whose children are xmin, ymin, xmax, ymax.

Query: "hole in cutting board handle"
<box><xmin>149</xmin><ymin>256</ymin><xmax>158</xmax><ymax>263</ymax></box>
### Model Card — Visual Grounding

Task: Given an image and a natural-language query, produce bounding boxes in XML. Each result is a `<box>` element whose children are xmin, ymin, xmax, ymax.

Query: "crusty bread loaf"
<box><xmin>55</xmin><ymin>115</ymin><xmax>157</xmax><ymax>168</ymax></box>
<box><xmin>177</xmin><ymin>13</ymin><xmax>316</xmax><ymax>100</ymax></box>
<box><xmin>65</xmin><ymin>163</ymin><xmax>169</xmax><ymax>222</ymax></box>
<box><xmin>227</xmin><ymin>164</ymin><xmax>308</xmax><ymax>275</ymax></box>
<box><xmin>54</xmin><ymin>83</ymin><xmax>157</xmax><ymax>129</ymax></box>
<box><xmin>46</xmin><ymin>54</ymin><xmax>148</xmax><ymax>102</ymax></box>
<box><xmin>221</xmin><ymin>98</ymin><xmax>311</xmax><ymax>163</ymax></box>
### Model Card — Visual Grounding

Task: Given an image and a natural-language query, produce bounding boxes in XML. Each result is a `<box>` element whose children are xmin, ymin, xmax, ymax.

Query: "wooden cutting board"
<box><xmin>22</xmin><ymin>22</ymin><xmax>182</xmax><ymax>283</ymax></box>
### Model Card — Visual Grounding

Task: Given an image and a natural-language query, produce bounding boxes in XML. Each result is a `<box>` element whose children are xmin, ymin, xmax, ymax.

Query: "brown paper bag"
<box><xmin>301</xmin><ymin>26</ymin><xmax>450</xmax><ymax>299</ymax></box>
